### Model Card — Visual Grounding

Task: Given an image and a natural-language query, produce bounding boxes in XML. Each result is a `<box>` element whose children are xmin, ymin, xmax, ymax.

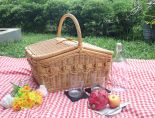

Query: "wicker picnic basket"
<box><xmin>25</xmin><ymin>13</ymin><xmax>113</xmax><ymax>92</ymax></box>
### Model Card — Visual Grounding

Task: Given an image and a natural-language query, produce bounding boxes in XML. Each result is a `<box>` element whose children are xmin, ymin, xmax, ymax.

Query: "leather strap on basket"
<box><xmin>57</xmin><ymin>13</ymin><xmax>82</xmax><ymax>49</ymax></box>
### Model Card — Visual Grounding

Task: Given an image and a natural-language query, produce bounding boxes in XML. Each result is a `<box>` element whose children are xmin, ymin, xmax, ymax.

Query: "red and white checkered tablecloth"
<box><xmin>0</xmin><ymin>56</ymin><xmax>155</xmax><ymax>118</ymax></box>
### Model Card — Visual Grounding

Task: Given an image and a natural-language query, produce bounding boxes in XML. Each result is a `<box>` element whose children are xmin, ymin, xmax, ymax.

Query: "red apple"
<box><xmin>108</xmin><ymin>94</ymin><xmax>121</xmax><ymax>108</ymax></box>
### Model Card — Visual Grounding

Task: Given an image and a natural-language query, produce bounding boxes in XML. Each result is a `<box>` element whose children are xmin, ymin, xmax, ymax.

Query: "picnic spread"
<box><xmin>1</xmin><ymin>13</ymin><xmax>155</xmax><ymax>117</ymax></box>
<box><xmin>0</xmin><ymin>56</ymin><xmax>155</xmax><ymax>117</ymax></box>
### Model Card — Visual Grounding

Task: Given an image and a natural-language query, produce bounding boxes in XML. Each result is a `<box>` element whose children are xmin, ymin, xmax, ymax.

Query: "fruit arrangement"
<box><xmin>88</xmin><ymin>89</ymin><xmax>121</xmax><ymax>111</ymax></box>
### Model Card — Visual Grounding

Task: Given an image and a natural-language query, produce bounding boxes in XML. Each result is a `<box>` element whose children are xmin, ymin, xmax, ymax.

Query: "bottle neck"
<box><xmin>113</xmin><ymin>43</ymin><xmax>125</xmax><ymax>62</ymax></box>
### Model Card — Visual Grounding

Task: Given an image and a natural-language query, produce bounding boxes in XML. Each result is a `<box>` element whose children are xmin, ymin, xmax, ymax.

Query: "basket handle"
<box><xmin>57</xmin><ymin>13</ymin><xmax>82</xmax><ymax>49</ymax></box>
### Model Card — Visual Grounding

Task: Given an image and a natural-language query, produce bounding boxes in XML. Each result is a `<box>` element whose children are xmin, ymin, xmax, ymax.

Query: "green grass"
<box><xmin>0</xmin><ymin>33</ymin><xmax>53</xmax><ymax>57</ymax></box>
<box><xmin>0</xmin><ymin>33</ymin><xmax>155</xmax><ymax>59</ymax></box>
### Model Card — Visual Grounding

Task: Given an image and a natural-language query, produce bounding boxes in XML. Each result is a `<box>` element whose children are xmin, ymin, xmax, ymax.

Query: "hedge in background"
<box><xmin>0</xmin><ymin>4</ymin><xmax>15</xmax><ymax>27</ymax></box>
<box><xmin>81</xmin><ymin>0</ymin><xmax>114</xmax><ymax>36</ymax></box>
<box><xmin>64</xmin><ymin>0</ymin><xmax>85</xmax><ymax>35</ymax></box>
<box><xmin>0</xmin><ymin>3</ymin><xmax>47</xmax><ymax>32</ymax></box>
<box><xmin>0</xmin><ymin>0</ymin><xmax>46</xmax><ymax>4</ymax></box>
<box><xmin>67</xmin><ymin>0</ymin><xmax>145</xmax><ymax>38</ymax></box>
<box><xmin>66</xmin><ymin>0</ymin><xmax>114</xmax><ymax>36</ymax></box>
<box><xmin>0</xmin><ymin>0</ymin><xmax>147</xmax><ymax>39</ymax></box>
<box><xmin>44</xmin><ymin>0</ymin><xmax>69</xmax><ymax>32</ymax></box>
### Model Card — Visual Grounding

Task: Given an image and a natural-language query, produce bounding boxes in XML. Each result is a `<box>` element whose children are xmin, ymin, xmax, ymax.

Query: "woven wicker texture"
<box><xmin>25</xmin><ymin>13</ymin><xmax>113</xmax><ymax>92</ymax></box>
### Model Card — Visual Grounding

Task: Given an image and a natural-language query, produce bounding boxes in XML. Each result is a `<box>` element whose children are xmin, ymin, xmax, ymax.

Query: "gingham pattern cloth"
<box><xmin>0</xmin><ymin>56</ymin><xmax>155</xmax><ymax>118</ymax></box>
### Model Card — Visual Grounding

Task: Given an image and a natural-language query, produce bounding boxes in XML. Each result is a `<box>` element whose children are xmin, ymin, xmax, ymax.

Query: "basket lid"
<box><xmin>25</xmin><ymin>37</ymin><xmax>78</xmax><ymax>59</ymax></box>
<box><xmin>25</xmin><ymin>37</ymin><xmax>113</xmax><ymax>60</ymax></box>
